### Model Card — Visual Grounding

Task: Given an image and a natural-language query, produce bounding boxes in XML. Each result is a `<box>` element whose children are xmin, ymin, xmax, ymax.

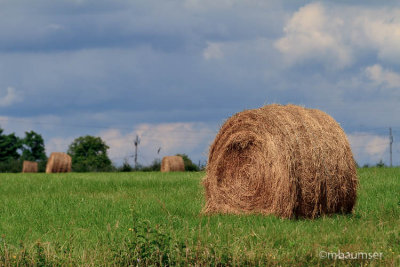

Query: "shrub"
<box><xmin>176</xmin><ymin>154</ymin><xmax>199</xmax><ymax>172</ymax></box>
<box><xmin>119</xmin><ymin>159</ymin><xmax>133</xmax><ymax>172</ymax></box>
<box><xmin>114</xmin><ymin>219</ymin><xmax>186</xmax><ymax>266</ymax></box>
<box><xmin>141</xmin><ymin>159</ymin><xmax>161</xmax><ymax>172</ymax></box>
<box><xmin>0</xmin><ymin>159</ymin><xmax>22</xmax><ymax>173</ymax></box>
<box><xmin>376</xmin><ymin>160</ymin><xmax>385</xmax><ymax>168</ymax></box>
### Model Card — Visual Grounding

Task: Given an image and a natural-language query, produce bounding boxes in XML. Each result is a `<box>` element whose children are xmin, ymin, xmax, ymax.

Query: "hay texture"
<box><xmin>161</xmin><ymin>156</ymin><xmax>185</xmax><ymax>172</ymax></box>
<box><xmin>22</xmin><ymin>161</ymin><xmax>38</xmax><ymax>173</ymax></box>
<box><xmin>46</xmin><ymin>152</ymin><xmax>72</xmax><ymax>173</ymax></box>
<box><xmin>203</xmin><ymin>104</ymin><xmax>358</xmax><ymax>219</ymax></box>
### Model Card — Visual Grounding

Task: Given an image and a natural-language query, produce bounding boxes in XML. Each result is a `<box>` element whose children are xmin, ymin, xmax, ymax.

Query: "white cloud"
<box><xmin>275</xmin><ymin>3</ymin><xmax>400</xmax><ymax>69</ymax></box>
<box><xmin>100</xmin><ymin>122</ymin><xmax>216</xmax><ymax>166</ymax></box>
<box><xmin>0</xmin><ymin>116</ymin><xmax>9</xmax><ymax>129</ymax></box>
<box><xmin>357</xmin><ymin>11</ymin><xmax>400</xmax><ymax>64</ymax></box>
<box><xmin>45</xmin><ymin>137</ymin><xmax>74</xmax><ymax>156</ymax></box>
<box><xmin>99</xmin><ymin>129</ymin><xmax>135</xmax><ymax>163</ymax></box>
<box><xmin>347</xmin><ymin>132</ymin><xmax>389</xmax><ymax>164</ymax></box>
<box><xmin>0</xmin><ymin>87</ymin><xmax>22</xmax><ymax>107</ymax></box>
<box><xmin>365</xmin><ymin>64</ymin><xmax>400</xmax><ymax>89</ymax></box>
<box><xmin>203</xmin><ymin>42</ymin><xmax>224</xmax><ymax>60</ymax></box>
<box><xmin>274</xmin><ymin>3</ymin><xmax>352</xmax><ymax>69</ymax></box>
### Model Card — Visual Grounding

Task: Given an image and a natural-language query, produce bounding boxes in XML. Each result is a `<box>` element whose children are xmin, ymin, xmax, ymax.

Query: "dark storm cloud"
<box><xmin>0</xmin><ymin>0</ymin><xmax>286</xmax><ymax>53</ymax></box>
<box><xmin>1</xmin><ymin>0</ymin><xmax>400</xmax><ymax>165</ymax></box>
<box><xmin>0</xmin><ymin>2</ymin><xmax>183</xmax><ymax>53</ymax></box>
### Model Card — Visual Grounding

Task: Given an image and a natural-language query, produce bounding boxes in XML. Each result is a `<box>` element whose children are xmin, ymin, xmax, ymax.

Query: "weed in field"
<box><xmin>113</xmin><ymin>219</ymin><xmax>183</xmax><ymax>265</ymax></box>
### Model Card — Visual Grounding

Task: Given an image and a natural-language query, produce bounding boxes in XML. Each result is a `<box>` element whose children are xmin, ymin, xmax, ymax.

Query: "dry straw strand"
<box><xmin>46</xmin><ymin>152</ymin><xmax>72</xmax><ymax>173</ymax></box>
<box><xmin>161</xmin><ymin>156</ymin><xmax>185</xmax><ymax>172</ymax></box>
<box><xmin>203</xmin><ymin>104</ymin><xmax>358</xmax><ymax>219</ymax></box>
<box><xmin>22</xmin><ymin>161</ymin><xmax>38</xmax><ymax>173</ymax></box>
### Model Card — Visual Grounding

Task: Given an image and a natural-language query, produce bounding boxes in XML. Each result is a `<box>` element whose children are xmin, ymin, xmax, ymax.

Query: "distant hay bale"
<box><xmin>22</xmin><ymin>161</ymin><xmax>38</xmax><ymax>173</ymax></box>
<box><xmin>46</xmin><ymin>152</ymin><xmax>72</xmax><ymax>173</ymax></box>
<box><xmin>203</xmin><ymin>104</ymin><xmax>358</xmax><ymax>219</ymax></box>
<box><xmin>161</xmin><ymin>156</ymin><xmax>185</xmax><ymax>172</ymax></box>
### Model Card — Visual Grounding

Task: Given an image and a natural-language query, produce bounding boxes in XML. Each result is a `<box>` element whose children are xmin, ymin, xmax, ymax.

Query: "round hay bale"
<box><xmin>203</xmin><ymin>104</ymin><xmax>358</xmax><ymax>219</ymax></box>
<box><xmin>46</xmin><ymin>152</ymin><xmax>72</xmax><ymax>173</ymax></box>
<box><xmin>161</xmin><ymin>156</ymin><xmax>185</xmax><ymax>172</ymax></box>
<box><xmin>22</xmin><ymin>160</ymin><xmax>38</xmax><ymax>173</ymax></box>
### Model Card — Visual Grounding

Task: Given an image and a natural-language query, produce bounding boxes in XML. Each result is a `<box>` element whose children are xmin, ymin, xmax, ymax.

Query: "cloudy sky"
<box><xmin>1</xmin><ymin>0</ymin><xmax>399</xmax><ymax>166</ymax></box>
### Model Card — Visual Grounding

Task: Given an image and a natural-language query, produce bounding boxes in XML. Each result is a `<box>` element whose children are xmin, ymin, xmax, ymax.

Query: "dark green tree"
<box><xmin>67</xmin><ymin>135</ymin><xmax>112</xmax><ymax>172</ymax></box>
<box><xmin>376</xmin><ymin>159</ymin><xmax>385</xmax><ymax>168</ymax></box>
<box><xmin>176</xmin><ymin>154</ymin><xmax>199</xmax><ymax>171</ymax></box>
<box><xmin>0</xmin><ymin>127</ymin><xmax>22</xmax><ymax>172</ymax></box>
<box><xmin>0</xmin><ymin>128</ymin><xmax>22</xmax><ymax>161</ymax></box>
<box><xmin>119</xmin><ymin>159</ymin><xmax>133</xmax><ymax>172</ymax></box>
<box><xmin>21</xmin><ymin>131</ymin><xmax>47</xmax><ymax>162</ymax></box>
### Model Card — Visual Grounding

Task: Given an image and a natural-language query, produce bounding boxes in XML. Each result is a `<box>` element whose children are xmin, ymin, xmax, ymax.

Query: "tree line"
<box><xmin>0</xmin><ymin>127</ymin><xmax>200</xmax><ymax>172</ymax></box>
<box><xmin>0</xmin><ymin>129</ymin><xmax>47</xmax><ymax>172</ymax></box>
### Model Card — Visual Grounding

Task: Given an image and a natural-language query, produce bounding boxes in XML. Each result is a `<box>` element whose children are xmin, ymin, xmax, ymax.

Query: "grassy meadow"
<box><xmin>0</xmin><ymin>168</ymin><xmax>399</xmax><ymax>266</ymax></box>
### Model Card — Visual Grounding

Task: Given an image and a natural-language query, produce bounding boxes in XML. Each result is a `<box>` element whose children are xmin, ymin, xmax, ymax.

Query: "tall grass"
<box><xmin>0</xmin><ymin>169</ymin><xmax>399</xmax><ymax>266</ymax></box>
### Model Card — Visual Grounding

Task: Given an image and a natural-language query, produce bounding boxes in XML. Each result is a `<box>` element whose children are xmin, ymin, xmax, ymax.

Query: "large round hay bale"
<box><xmin>161</xmin><ymin>156</ymin><xmax>185</xmax><ymax>172</ymax></box>
<box><xmin>203</xmin><ymin>104</ymin><xmax>358</xmax><ymax>219</ymax></box>
<box><xmin>22</xmin><ymin>161</ymin><xmax>38</xmax><ymax>173</ymax></box>
<box><xmin>46</xmin><ymin>152</ymin><xmax>72</xmax><ymax>173</ymax></box>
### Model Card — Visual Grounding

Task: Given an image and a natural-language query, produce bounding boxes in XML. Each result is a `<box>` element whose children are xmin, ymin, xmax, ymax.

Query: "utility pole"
<box><xmin>134</xmin><ymin>135</ymin><xmax>140</xmax><ymax>169</ymax></box>
<box><xmin>389</xmin><ymin>127</ymin><xmax>393</xmax><ymax>167</ymax></box>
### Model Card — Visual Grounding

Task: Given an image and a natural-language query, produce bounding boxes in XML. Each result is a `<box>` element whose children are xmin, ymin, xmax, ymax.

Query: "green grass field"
<box><xmin>0</xmin><ymin>168</ymin><xmax>399</xmax><ymax>266</ymax></box>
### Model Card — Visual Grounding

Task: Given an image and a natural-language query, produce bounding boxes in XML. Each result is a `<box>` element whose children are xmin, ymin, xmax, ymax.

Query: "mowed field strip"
<box><xmin>0</xmin><ymin>168</ymin><xmax>399</xmax><ymax>266</ymax></box>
